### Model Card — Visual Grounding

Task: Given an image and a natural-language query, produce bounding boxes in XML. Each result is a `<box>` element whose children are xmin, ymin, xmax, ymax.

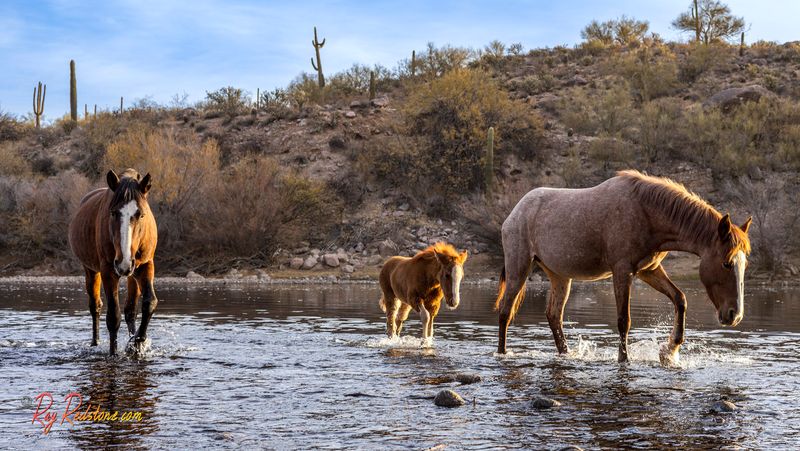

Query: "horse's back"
<box><xmin>504</xmin><ymin>177</ymin><xmax>637</xmax><ymax>279</ymax></box>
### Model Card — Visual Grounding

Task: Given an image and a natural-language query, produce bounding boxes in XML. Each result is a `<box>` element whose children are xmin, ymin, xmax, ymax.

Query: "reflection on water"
<box><xmin>0</xmin><ymin>280</ymin><xmax>799</xmax><ymax>449</ymax></box>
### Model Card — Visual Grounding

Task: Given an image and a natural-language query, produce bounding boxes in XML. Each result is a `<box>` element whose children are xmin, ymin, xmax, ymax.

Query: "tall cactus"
<box><xmin>32</xmin><ymin>82</ymin><xmax>46</xmax><ymax>129</ymax></box>
<box><xmin>310</xmin><ymin>26</ymin><xmax>326</xmax><ymax>88</ymax></box>
<box><xmin>484</xmin><ymin>127</ymin><xmax>495</xmax><ymax>193</ymax></box>
<box><xmin>411</xmin><ymin>50</ymin><xmax>416</xmax><ymax>78</ymax></box>
<box><xmin>120</xmin><ymin>96</ymin><xmax>124</xmax><ymax>115</ymax></box>
<box><xmin>369</xmin><ymin>71</ymin><xmax>375</xmax><ymax>100</ymax></box>
<box><xmin>84</xmin><ymin>104</ymin><xmax>88</xmax><ymax>120</ymax></box>
<box><xmin>692</xmin><ymin>0</ymin><xmax>700</xmax><ymax>42</ymax></box>
<box><xmin>740</xmin><ymin>32</ymin><xmax>745</xmax><ymax>56</ymax></box>
<box><xmin>69</xmin><ymin>60</ymin><xmax>77</xmax><ymax>122</ymax></box>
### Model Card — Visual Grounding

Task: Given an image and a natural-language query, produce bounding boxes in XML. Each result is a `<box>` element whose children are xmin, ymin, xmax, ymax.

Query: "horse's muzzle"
<box><xmin>719</xmin><ymin>308</ymin><xmax>742</xmax><ymax>327</ymax></box>
<box><xmin>114</xmin><ymin>260</ymin><xmax>135</xmax><ymax>277</ymax></box>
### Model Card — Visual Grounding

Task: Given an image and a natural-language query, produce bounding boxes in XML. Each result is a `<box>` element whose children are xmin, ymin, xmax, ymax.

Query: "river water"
<box><xmin>1</xmin><ymin>280</ymin><xmax>798</xmax><ymax>449</ymax></box>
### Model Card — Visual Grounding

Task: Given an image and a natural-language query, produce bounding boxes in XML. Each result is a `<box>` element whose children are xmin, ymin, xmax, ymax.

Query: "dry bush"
<box><xmin>187</xmin><ymin>157</ymin><xmax>340</xmax><ymax>268</ymax></box>
<box><xmin>559</xmin><ymin>84</ymin><xmax>635</xmax><ymax>136</ymax></box>
<box><xmin>613</xmin><ymin>45</ymin><xmax>679</xmax><ymax>102</ymax></box>
<box><xmin>678</xmin><ymin>42</ymin><xmax>734</xmax><ymax>83</ymax></box>
<box><xmin>0</xmin><ymin>142</ymin><xmax>30</xmax><ymax>176</ymax></box>
<box><xmin>460</xmin><ymin>177</ymin><xmax>535</xmax><ymax>251</ymax></box>
<box><xmin>637</xmin><ymin>98</ymin><xmax>685</xmax><ymax>162</ymax></box>
<box><xmin>104</xmin><ymin>125</ymin><xmax>221</xmax><ymax>253</ymax></box>
<box><xmin>0</xmin><ymin>110</ymin><xmax>28</xmax><ymax>142</ymax></box>
<box><xmin>4</xmin><ymin>170</ymin><xmax>90</xmax><ymax>258</ymax></box>
<box><xmin>204</xmin><ymin>86</ymin><xmax>249</xmax><ymax>118</ymax></box>
<box><xmin>585</xmin><ymin>135</ymin><xmax>635</xmax><ymax>171</ymax></box>
<box><xmin>403</xmin><ymin>68</ymin><xmax>544</xmax><ymax>205</ymax></box>
<box><xmin>509</xmin><ymin>71</ymin><xmax>557</xmax><ymax>96</ymax></box>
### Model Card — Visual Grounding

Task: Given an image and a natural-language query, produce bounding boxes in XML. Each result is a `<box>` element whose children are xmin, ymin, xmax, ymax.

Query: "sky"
<box><xmin>1</xmin><ymin>0</ymin><xmax>798</xmax><ymax>119</ymax></box>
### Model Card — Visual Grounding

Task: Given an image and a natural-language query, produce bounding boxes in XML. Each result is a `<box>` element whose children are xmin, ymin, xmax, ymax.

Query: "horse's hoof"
<box><xmin>126</xmin><ymin>336</ymin><xmax>151</xmax><ymax>355</ymax></box>
<box><xmin>659</xmin><ymin>343</ymin><xmax>680</xmax><ymax>366</ymax></box>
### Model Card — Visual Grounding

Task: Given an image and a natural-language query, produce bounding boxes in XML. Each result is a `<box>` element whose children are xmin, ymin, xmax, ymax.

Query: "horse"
<box><xmin>494</xmin><ymin>170</ymin><xmax>751</xmax><ymax>363</ymax></box>
<box><xmin>68</xmin><ymin>169</ymin><xmax>159</xmax><ymax>355</ymax></box>
<box><xmin>379</xmin><ymin>243</ymin><xmax>468</xmax><ymax>342</ymax></box>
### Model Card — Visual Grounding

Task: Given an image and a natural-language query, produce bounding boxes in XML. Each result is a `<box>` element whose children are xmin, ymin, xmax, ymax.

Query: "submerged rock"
<box><xmin>453</xmin><ymin>373</ymin><xmax>483</xmax><ymax>385</ymax></box>
<box><xmin>710</xmin><ymin>400</ymin><xmax>738</xmax><ymax>413</ymax></box>
<box><xmin>434</xmin><ymin>389</ymin><xmax>465</xmax><ymax>408</ymax></box>
<box><xmin>531</xmin><ymin>396</ymin><xmax>561</xmax><ymax>409</ymax></box>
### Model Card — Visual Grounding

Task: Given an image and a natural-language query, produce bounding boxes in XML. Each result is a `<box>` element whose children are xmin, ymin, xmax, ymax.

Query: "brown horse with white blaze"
<box><xmin>495</xmin><ymin>170</ymin><xmax>751</xmax><ymax>363</ymax></box>
<box><xmin>68</xmin><ymin>169</ymin><xmax>158</xmax><ymax>355</ymax></box>
<box><xmin>379</xmin><ymin>243</ymin><xmax>468</xmax><ymax>341</ymax></box>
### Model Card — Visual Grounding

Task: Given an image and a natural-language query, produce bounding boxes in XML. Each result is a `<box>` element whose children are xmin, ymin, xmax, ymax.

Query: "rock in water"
<box><xmin>531</xmin><ymin>396</ymin><xmax>561</xmax><ymax>409</ymax></box>
<box><xmin>434</xmin><ymin>389</ymin><xmax>465</xmax><ymax>408</ymax></box>
<box><xmin>454</xmin><ymin>373</ymin><xmax>483</xmax><ymax>385</ymax></box>
<box><xmin>711</xmin><ymin>400</ymin><xmax>738</xmax><ymax>413</ymax></box>
<box><xmin>186</xmin><ymin>271</ymin><xmax>204</xmax><ymax>279</ymax></box>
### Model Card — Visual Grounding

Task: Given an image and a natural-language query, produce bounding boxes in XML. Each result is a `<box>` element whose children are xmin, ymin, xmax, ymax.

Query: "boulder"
<box><xmin>301</xmin><ymin>256</ymin><xmax>318</xmax><ymax>270</ymax></box>
<box><xmin>345</xmin><ymin>110</ymin><xmax>357</xmax><ymax>118</ymax></box>
<box><xmin>186</xmin><ymin>271</ymin><xmax>204</xmax><ymax>279</ymax></box>
<box><xmin>342</xmin><ymin>264</ymin><xmax>355</xmax><ymax>273</ymax></box>
<box><xmin>323</xmin><ymin>254</ymin><xmax>340</xmax><ymax>267</ymax></box>
<box><xmin>371</xmin><ymin>96</ymin><xmax>390</xmax><ymax>107</ymax></box>
<box><xmin>378</xmin><ymin>239</ymin><xmax>399</xmax><ymax>257</ymax></box>
<box><xmin>531</xmin><ymin>396</ymin><xmax>561</xmax><ymax>409</ymax></box>
<box><xmin>704</xmin><ymin>85</ymin><xmax>771</xmax><ymax>113</ymax></box>
<box><xmin>710</xmin><ymin>400</ymin><xmax>737</xmax><ymax>413</ymax></box>
<box><xmin>434</xmin><ymin>389</ymin><xmax>465</xmax><ymax>408</ymax></box>
<box><xmin>289</xmin><ymin>258</ymin><xmax>304</xmax><ymax>270</ymax></box>
<box><xmin>367</xmin><ymin>255</ymin><xmax>384</xmax><ymax>266</ymax></box>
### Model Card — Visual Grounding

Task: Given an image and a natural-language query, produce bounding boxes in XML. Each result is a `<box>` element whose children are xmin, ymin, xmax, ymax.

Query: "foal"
<box><xmin>379</xmin><ymin>243</ymin><xmax>468</xmax><ymax>341</ymax></box>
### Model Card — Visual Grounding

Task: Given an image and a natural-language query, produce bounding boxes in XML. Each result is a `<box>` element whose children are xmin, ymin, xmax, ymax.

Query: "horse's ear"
<box><xmin>432</xmin><ymin>250</ymin><xmax>446</xmax><ymax>266</ymax></box>
<box><xmin>458</xmin><ymin>250</ymin><xmax>469</xmax><ymax>264</ymax></box>
<box><xmin>139</xmin><ymin>173</ymin><xmax>152</xmax><ymax>195</ymax></box>
<box><xmin>740</xmin><ymin>216</ymin><xmax>752</xmax><ymax>234</ymax></box>
<box><xmin>106</xmin><ymin>170</ymin><xmax>119</xmax><ymax>192</ymax></box>
<box><xmin>718</xmin><ymin>213</ymin><xmax>732</xmax><ymax>241</ymax></box>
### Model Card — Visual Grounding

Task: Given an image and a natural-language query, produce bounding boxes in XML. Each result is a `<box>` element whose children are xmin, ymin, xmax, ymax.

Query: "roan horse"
<box><xmin>68</xmin><ymin>169</ymin><xmax>159</xmax><ymax>355</ymax></box>
<box><xmin>379</xmin><ymin>243</ymin><xmax>468</xmax><ymax>341</ymax></box>
<box><xmin>495</xmin><ymin>170</ymin><xmax>751</xmax><ymax>363</ymax></box>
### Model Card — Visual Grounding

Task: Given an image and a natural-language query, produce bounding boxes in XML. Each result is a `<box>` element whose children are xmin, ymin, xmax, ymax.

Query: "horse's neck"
<box><xmin>648</xmin><ymin>206</ymin><xmax>715</xmax><ymax>257</ymax></box>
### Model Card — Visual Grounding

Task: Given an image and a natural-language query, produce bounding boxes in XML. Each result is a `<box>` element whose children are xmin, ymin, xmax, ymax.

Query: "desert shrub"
<box><xmin>204</xmin><ymin>86</ymin><xmax>249</xmax><ymax>118</ymax></box>
<box><xmin>638</xmin><ymin>98</ymin><xmax>684</xmax><ymax>161</ymax></box>
<box><xmin>679</xmin><ymin>42</ymin><xmax>733</xmax><ymax>83</ymax></box>
<box><xmin>559</xmin><ymin>84</ymin><xmax>635</xmax><ymax>136</ymax></box>
<box><xmin>412</xmin><ymin>42</ymin><xmax>474</xmax><ymax>79</ymax></box>
<box><xmin>581</xmin><ymin>16</ymin><xmax>650</xmax><ymax>46</ymax></box>
<box><xmin>187</xmin><ymin>157</ymin><xmax>339</xmax><ymax>264</ymax></box>
<box><xmin>403</xmin><ymin>68</ymin><xmax>544</xmax><ymax>205</ymax></box>
<box><xmin>585</xmin><ymin>135</ymin><xmax>635</xmax><ymax>169</ymax></box>
<box><xmin>0</xmin><ymin>110</ymin><xmax>28</xmax><ymax>142</ymax></box>
<box><xmin>614</xmin><ymin>45</ymin><xmax>679</xmax><ymax>101</ymax></box>
<box><xmin>326</xmin><ymin>63</ymin><xmax>394</xmax><ymax>99</ymax></box>
<box><xmin>0</xmin><ymin>142</ymin><xmax>30</xmax><ymax>175</ymax></box>
<box><xmin>510</xmin><ymin>71</ymin><xmax>557</xmax><ymax>96</ymax></box>
<box><xmin>74</xmin><ymin>112</ymin><xmax>132</xmax><ymax>175</ymax></box>
<box><xmin>104</xmin><ymin>125</ymin><xmax>221</xmax><ymax>252</ymax></box>
<box><xmin>6</xmin><ymin>170</ymin><xmax>90</xmax><ymax>258</ymax></box>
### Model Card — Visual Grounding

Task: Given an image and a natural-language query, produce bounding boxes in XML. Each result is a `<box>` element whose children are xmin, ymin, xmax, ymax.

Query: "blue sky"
<box><xmin>1</xmin><ymin>0</ymin><xmax>797</xmax><ymax>119</ymax></box>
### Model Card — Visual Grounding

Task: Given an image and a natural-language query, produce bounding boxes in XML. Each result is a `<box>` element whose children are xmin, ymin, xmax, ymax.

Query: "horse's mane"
<box><xmin>110</xmin><ymin>169</ymin><xmax>145</xmax><ymax>208</ymax></box>
<box><xmin>618</xmin><ymin>170</ymin><xmax>750</xmax><ymax>258</ymax></box>
<box><xmin>412</xmin><ymin>242</ymin><xmax>461</xmax><ymax>262</ymax></box>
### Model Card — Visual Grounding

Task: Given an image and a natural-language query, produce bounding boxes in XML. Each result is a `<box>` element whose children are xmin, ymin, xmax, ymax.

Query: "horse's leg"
<box><xmin>419</xmin><ymin>303</ymin><xmax>431</xmax><ymax>341</ymax></box>
<box><xmin>100</xmin><ymin>271</ymin><xmax>121</xmax><ymax>355</ymax></box>
<box><xmin>384</xmin><ymin>298</ymin><xmax>400</xmax><ymax>338</ymax></box>
<box><xmin>133</xmin><ymin>261</ymin><xmax>158</xmax><ymax>343</ymax></box>
<box><xmin>612</xmin><ymin>269</ymin><xmax>634</xmax><ymax>363</ymax></box>
<box><xmin>84</xmin><ymin>268</ymin><xmax>102</xmax><ymax>346</ymax></box>
<box><xmin>497</xmin><ymin>258</ymin><xmax>532</xmax><ymax>354</ymax></box>
<box><xmin>124</xmin><ymin>275</ymin><xmax>140</xmax><ymax>336</ymax></box>
<box><xmin>394</xmin><ymin>303</ymin><xmax>412</xmax><ymax>336</ymax></box>
<box><xmin>543</xmin><ymin>273</ymin><xmax>572</xmax><ymax>354</ymax></box>
<box><xmin>637</xmin><ymin>265</ymin><xmax>687</xmax><ymax>364</ymax></box>
<box><xmin>427</xmin><ymin>301</ymin><xmax>441</xmax><ymax>339</ymax></box>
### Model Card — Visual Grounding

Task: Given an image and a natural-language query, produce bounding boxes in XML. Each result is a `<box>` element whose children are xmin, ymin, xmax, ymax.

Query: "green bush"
<box><xmin>559</xmin><ymin>84</ymin><xmax>635</xmax><ymax>136</ymax></box>
<box><xmin>204</xmin><ymin>86</ymin><xmax>249</xmax><ymax>118</ymax></box>
<box><xmin>403</xmin><ymin>68</ymin><xmax>544</xmax><ymax>204</ymax></box>
<box><xmin>614</xmin><ymin>45</ymin><xmax>679</xmax><ymax>101</ymax></box>
<box><xmin>678</xmin><ymin>42</ymin><xmax>733</xmax><ymax>83</ymax></box>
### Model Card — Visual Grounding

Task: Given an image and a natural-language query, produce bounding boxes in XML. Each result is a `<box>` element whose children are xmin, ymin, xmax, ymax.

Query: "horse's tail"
<box><xmin>379</xmin><ymin>294</ymin><xmax>387</xmax><ymax>313</ymax></box>
<box><xmin>493</xmin><ymin>266</ymin><xmax>506</xmax><ymax>311</ymax></box>
<box><xmin>494</xmin><ymin>266</ymin><xmax>526</xmax><ymax>321</ymax></box>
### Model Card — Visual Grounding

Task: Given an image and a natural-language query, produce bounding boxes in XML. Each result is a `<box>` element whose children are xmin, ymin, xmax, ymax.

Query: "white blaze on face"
<box><xmin>117</xmin><ymin>200</ymin><xmax>138</xmax><ymax>273</ymax></box>
<box><xmin>733</xmin><ymin>250</ymin><xmax>746</xmax><ymax>320</ymax></box>
<box><xmin>450</xmin><ymin>264</ymin><xmax>464</xmax><ymax>309</ymax></box>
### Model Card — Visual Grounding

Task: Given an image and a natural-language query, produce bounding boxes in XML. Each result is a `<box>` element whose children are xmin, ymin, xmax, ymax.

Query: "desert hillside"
<box><xmin>2</xmin><ymin>35</ymin><xmax>799</xmax><ymax>280</ymax></box>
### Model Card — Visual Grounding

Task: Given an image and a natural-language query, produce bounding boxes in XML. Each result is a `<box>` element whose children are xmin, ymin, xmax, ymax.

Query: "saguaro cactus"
<box><xmin>119</xmin><ymin>97</ymin><xmax>124</xmax><ymax>115</ymax></box>
<box><xmin>93</xmin><ymin>104</ymin><xmax>97</xmax><ymax>119</ymax></box>
<box><xmin>484</xmin><ymin>127</ymin><xmax>495</xmax><ymax>193</ymax></box>
<box><xmin>411</xmin><ymin>50</ymin><xmax>416</xmax><ymax>77</ymax></box>
<box><xmin>256</xmin><ymin>87</ymin><xmax>260</xmax><ymax>111</ymax></box>
<box><xmin>369</xmin><ymin>71</ymin><xmax>376</xmax><ymax>100</ymax></box>
<box><xmin>740</xmin><ymin>32</ymin><xmax>745</xmax><ymax>56</ymax></box>
<box><xmin>692</xmin><ymin>0</ymin><xmax>700</xmax><ymax>42</ymax></box>
<box><xmin>70</xmin><ymin>60</ymin><xmax>78</xmax><ymax>122</ymax></box>
<box><xmin>310</xmin><ymin>26</ymin><xmax>326</xmax><ymax>88</ymax></box>
<box><xmin>84</xmin><ymin>104</ymin><xmax>88</xmax><ymax>120</ymax></box>
<box><xmin>33</xmin><ymin>82</ymin><xmax>46</xmax><ymax>129</ymax></box>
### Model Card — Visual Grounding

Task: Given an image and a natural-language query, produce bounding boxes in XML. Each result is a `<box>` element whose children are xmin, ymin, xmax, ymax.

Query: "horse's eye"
<box><xmin>723</xmin><ymin>262</ymin><xmax>733</xmax><ymax>270</ymax></box>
